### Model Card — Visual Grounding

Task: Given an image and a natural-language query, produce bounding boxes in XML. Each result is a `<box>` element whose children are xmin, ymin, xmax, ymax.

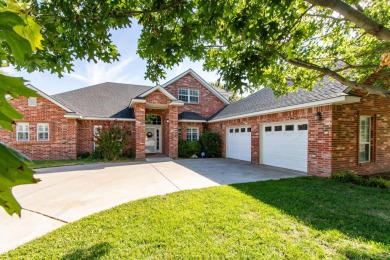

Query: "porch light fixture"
<box><xmin>314</xmin><ymin>112</ymin><xmax>322</xmax><ymax>121</ymax></box>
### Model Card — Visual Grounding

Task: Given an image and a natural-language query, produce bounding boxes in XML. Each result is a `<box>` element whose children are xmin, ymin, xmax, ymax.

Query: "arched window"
<box><xmin>145</xmin><ymin>114</ymin><xmax>162</xmax><ymax>125</ymax></box>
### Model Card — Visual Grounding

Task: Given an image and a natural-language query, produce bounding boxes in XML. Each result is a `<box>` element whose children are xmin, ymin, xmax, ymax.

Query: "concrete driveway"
<box><xmin>0</xmin><ymin>158</ymin><xmax>306</xmax><ymax>253</ymax></box>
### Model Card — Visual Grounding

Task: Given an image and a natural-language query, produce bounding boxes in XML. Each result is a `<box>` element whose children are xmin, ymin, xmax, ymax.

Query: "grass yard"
<box><xmin>2</xmin><ymin>177</ymin><xmax>390</xmax><ymax>259</ymax></box>
<box><xmin>30</xmin><ymin>158</ymin><xmax>135</xmax><ymax>169</ymax></box>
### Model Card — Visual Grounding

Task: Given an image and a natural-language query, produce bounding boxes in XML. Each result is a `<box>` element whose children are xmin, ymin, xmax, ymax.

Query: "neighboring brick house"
<box><xmin>1</xmin><ymin>69</ymin><xmax>389</xmax><ymax>176</ymax></box>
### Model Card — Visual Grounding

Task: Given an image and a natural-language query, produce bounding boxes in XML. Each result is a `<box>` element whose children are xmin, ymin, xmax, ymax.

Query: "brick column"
<box><xmin>168</xmin><ymin>105</ymin><xmax>179</xmax><ymax>159</ymax></box>
<box><xmin>134</xmin><ymin>103</ymin><xmax>146</xmax><ymax>159</ymax></box>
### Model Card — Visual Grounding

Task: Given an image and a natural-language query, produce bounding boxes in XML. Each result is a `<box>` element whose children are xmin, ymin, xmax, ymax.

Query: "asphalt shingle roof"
<box><xmin>53</xmin><ymin>82</ymin><xmax>153</xmax><ymax>118</ymax></box>
<box><xmin>178</xmin><ymin>112</ymin><xmax>206</xmax><ymax>121</ymax></box>
<box><xmin>209</xmin><ymin>78</ymin><xmax>349</xmax><ymax>121</ymax></box>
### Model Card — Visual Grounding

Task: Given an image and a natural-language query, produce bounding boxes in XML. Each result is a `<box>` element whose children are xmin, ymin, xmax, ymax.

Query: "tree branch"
<box><xmin>306</xmin><ymin>0</ymin><xmax>390</xmax><ymax>42</ymax></box>
<box><xmin>334</xmin><ymin>64</ymin><xmax>378</xmax><ymax>72</ymax></box>
<box><xmin>278</xmin><ymin>53</ymin><xmax>389</xmax><ymax>96</ymax></box>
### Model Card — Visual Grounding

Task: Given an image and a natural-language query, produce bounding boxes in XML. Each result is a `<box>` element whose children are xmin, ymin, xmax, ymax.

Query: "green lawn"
<box><xmin>3</xmin><ymin>177</ymin><xmax>390</xmax><ymax>259</ymax></box>
<box><xmin>30</xmin><ymin>158</ymin><xmax>135</xmax><ymax>169</ymax></box>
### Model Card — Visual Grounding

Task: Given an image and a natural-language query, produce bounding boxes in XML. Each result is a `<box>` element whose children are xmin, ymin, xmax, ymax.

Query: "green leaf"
<box><xmin>0</xmin><ymin>29</ymin><xmax>32</xmax><ymax>62</ymax></box>
<box><xmin>0</xmin><ymin>73</ymin><xmax>38</xmax><ymax>131</ymax></box>
<box><xmin>13</xmin><ymin>15</ymin><xmax>43</xmax><ymax>51</ymax></box>
<box><xmin>0</xmin><ymin>73</ymin><xmax>37</xmax><ymax>97</ymax></box>
<box><xmin>0</xmin><ymin>11</ymin><xmax>24</xmax><ymax>27</ymax></box>
<box><xmin>0</xmin><ymin>143</ymin><xmax>40</xmax><ymax>216</ymax></box>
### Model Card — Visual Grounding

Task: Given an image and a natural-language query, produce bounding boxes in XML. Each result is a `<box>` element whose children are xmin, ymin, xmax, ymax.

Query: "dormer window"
<box><xmin>28</xmin><ymin>97</ymin><xmax>37</xmax><ymax>107</ymax></box>
<box><xmin>178</xmin><ymin>88</ymin><xmax>199</xmax><ymax>104</ymax></box>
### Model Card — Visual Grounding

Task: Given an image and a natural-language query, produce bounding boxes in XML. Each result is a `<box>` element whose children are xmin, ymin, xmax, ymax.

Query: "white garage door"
<box><xmin>261</xmin><ymin>121</ymin><xmax>308</xmax><ymax>172</ymax></box>
<box><xmin>226</xmin><ymin>126</ymin><xmax>251</xmax><ymax>162</ymax></box>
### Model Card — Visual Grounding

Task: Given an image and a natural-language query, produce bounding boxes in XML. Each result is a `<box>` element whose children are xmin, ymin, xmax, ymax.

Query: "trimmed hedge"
<box><xmin>178</xmin><ymin>140</ymin><xmax>202</xmax><ymax>158</ymax></box>
<box><xmin>331</xmin><ymin>172</ymin><xmax>390</xmax><ymax>189</ymax></box>
<box><xmin>200</xmin><ymin>131</ymin><xmax>221</xmax><ymax>158</ymax></box>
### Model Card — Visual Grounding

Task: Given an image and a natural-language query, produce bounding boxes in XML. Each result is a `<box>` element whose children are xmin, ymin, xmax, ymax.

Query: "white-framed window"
<box><xmin>16</xmin><ymin>123</ymin><xmax>29</xmax><ymax>141</ymax></box>
<box><xmin>178</xmin><ymin>88</ymin><xmax>199</xmax><ymax>104</ymax></box>
<box><xmin>28</xmin><ymin>97</ymin><xmax>37</xmax><ymax>107</ymax></box>
<box><xmin>359</xmin><ymin>116</ymin><xmax>371</xmax><ymax>163</ymax></box>
<box><xmin>178</xmin><ymin>127</ymin><xmax>181</xmax><ymax>141</ymax></box>
<box><xmin>187</xmin><ymin>127</ymin><xmax>199</xmax><ymax>141</ymax></box>
<box><xmin>37</xmin><ymin>123</ymin><xmax>49</xmax><ymax>141</ymax></box>
<box><xmin>94</xmin><ymin>125</ymin><xmax>102</xmax><ymax>149</ymax></box>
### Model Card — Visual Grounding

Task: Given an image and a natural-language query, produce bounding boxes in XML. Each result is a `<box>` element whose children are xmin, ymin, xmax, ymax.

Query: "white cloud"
<box><xmin>65</xmin><ymin>55</ymin><xmax>136</xmax><ymax>85</ymax></box>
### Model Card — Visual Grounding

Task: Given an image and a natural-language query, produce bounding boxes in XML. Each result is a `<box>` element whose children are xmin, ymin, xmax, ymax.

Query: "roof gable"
<box><xmin>137</xmin><ymin>85</ymin><xmax>177</xmax><ymax>100</ymax></box>
<box><xmin>161</xmin><ymin>69</ymin><xmax>230</xmax><ymax>105</ymax></box>
<box><xmin>27</xmin><ymin>84</ymin><xmax>74</xmax><ymax>113</ymax></box>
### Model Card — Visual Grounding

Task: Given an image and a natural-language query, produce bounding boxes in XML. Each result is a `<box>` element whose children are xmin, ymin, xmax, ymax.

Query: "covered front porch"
<box><xmin>130</xmin><ymin>86</ymin><xmax>183</xmax><ymax>160</ymax></box>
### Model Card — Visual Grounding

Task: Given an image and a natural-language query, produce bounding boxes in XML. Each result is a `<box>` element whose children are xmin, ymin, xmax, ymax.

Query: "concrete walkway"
<box><xmin>0</xmin><ymin>158</ymin><xmax>306</xmax><ymax>253</ymax></box>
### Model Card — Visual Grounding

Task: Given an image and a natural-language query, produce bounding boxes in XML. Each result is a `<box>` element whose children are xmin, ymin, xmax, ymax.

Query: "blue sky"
<box><xmin>2</xmin><ymin>22</ymin><xmax>220</xmax><ymax>95</ymax></box>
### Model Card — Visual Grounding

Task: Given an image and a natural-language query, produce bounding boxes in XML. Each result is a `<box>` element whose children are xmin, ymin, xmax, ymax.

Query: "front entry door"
<box><xmin>145</xmin><ymin>126</ymin><xmax>162</xmax><ymax>153</ymax></box>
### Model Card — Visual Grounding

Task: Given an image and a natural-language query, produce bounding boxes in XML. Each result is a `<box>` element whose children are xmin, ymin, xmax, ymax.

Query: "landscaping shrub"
<box><xmin>122</xmin><ymin>149</ymin><xmax>135</xmax><ymax>159</ymax></box>
<box><xmin>77</xmin><ymin>151</ymin><xmax>90</xmax><ymax>159</ymax></box>
<box><xmin>331</xmin><ymin>172</ymin><xmax>390</xmax><ymax>189</ymax></box>
<box><xmin>178</xmin><ymin>140</ymin><xmax>202</xmax><ymax>158</ymax></box>
<box><xmin>200</xmin><ymin>131</ymin><xmax>221</xmax><ymax>158</ymax></box>
<box><xmin>94</xmin><ymin>124</ymin><xmax>131</xmax><ymax>161</ymax></box>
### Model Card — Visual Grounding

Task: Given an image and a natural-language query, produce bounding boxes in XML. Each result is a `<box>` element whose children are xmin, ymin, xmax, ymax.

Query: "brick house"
<box><xmin>1</xmin><ymin>69</ymin><xmax>389</xmax><ymax>176</ymax></box>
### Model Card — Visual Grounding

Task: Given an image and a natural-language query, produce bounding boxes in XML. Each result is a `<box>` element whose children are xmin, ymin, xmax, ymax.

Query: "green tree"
<box><xmin>0</xmin><ymin>0</ymin><xmax>182</xmax><ymax>216</ymax></box>
<box><xmin>136</xmin><ymin>0</ymin><xmax>390</xmax><ymax>96</ymax></box>
<box><xmin>0</xmin><ymin>1</ymin><xmax>43</xmax><ymax>216</ymax></box>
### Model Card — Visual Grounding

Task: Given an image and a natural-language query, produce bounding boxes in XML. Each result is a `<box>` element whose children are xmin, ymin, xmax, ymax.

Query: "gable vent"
<box><xmin>28</xmin><ymin>97</ymin><xmax>37</xmax><ymax>107</ymax></box>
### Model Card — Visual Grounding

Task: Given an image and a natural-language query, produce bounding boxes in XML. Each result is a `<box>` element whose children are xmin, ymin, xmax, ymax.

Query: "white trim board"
<box><xmin>209</xmin><ymin>95</ymin><xmax>361</xmax><ymax>123</ymax></box>
<box><xmin>178</xmin><ymin>119</ymin><xmax>207</xmax><ymax>123</ymax></box>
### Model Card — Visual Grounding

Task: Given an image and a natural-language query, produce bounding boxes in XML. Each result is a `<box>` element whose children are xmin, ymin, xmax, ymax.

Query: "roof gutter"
<box><xmin>178</xmin><ymin>119</ymin><xmax>207</xmax><ymax>123</ymax></box>
<box><xmin>64</xmin><ymin>114</ymin><xmax>135</xmax><ymax>121</ymax></box>
<box><xmin>208</xmin><ymin>95</ymin><xmax>361</xmax><ymax>123</ymax></box>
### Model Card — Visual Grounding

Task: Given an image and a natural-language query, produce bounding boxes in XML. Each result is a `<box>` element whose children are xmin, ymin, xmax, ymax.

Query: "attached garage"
<box><xmin>260</xmin><ymin>121</ymin><xmax>308</xmax><ymax>172</ymax></box>
<box><xmin>226</xmin><ymin>126</ymin><xmax>252</xmax><ymax>162</ymax></box>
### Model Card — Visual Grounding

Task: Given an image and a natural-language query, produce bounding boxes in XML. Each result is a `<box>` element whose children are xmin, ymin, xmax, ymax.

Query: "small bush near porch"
<box><xmin>4</xmin><ymin>177</ymin><xmax>389</xmax><ymax>259</ymax></box>
<box><xmin>200</xmin><ymin>131</ymin><xmax>221</xmax><ymax>157</ymax></box>
<box><xmin>93</xmin><ymin>124</ymin><xmax>132</xmax><ymax>161</ymax></box>
<box><xmin>178</xmin><ymin>140</ymin><xmax>202</xmax><ymax>158</ymax></box>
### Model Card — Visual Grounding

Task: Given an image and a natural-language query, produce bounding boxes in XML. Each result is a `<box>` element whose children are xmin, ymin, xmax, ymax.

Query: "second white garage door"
<box><xmin>261</xmin><ymin>121</ymin><xmax>308</xmax><ymax>172</ymax></box>
<box><xmin>226</xmin><ymin>126</ymin><xmax>251</xmax><ymax>162</ymax></box>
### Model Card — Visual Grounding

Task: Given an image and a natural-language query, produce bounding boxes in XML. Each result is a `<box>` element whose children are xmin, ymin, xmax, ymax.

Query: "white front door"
<box><xmin>261</xmin><ymin>121</ymin><xmax>308</xmax><ymax>172</ymax></box>
<box><xmin>145</xmin><ymin>126</ymin><xmax>162</xmax><ymax>153</ymax></box>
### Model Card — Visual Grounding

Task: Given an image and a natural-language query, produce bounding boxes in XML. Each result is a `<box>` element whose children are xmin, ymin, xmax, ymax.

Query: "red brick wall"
<box><xmin>332</xmin><ymin>94</ymin><xmax>390</xmax><ymax>175</ymax></box>
<box><xmin>0</xmin><ymin>97</ymin><xmax>77</xmax><ymax>160</ymax></box>
<box><xmin>165</xmin><ymin>74</ymin><xmax>227</xmax><ymax>118</ymax></box>
<box><xmin>145</xmin><ymin>90</ymin><xmax>172</xmax><ymax>105</ymax></box>
<box><xmin>179</xmin><ymin>122</ymin><xmax>205</xmax><ymax>141</ymax></box>
<box><xmin>208</xmin><ymin>105</ymin><xmax>333</xmax><ymax>176</ymax></box>
<box><xmin>77</xmin><ymin>120</ymin><xmax>135</xmax><ymax>154</ymax></box>
<box><xmin>134</xmin><ymin>103</ymin><xmax>146</xmax><ymax>159</ymax></box>
<box><xmin>168</xmin><ymin>105</ymin><xmax>179</xmax><ymax>158</ymax></box>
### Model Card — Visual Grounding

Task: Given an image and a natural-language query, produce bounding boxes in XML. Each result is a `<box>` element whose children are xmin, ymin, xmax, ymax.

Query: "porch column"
<box><xmin>168</xmin><ymin>104</ymin><xmax>179</xmax><ymax>159</ymax></box>
<box><xmin>134</xmin><ymin>102</ymin><xmax>146</xmax><ymax>159</ymax></box>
